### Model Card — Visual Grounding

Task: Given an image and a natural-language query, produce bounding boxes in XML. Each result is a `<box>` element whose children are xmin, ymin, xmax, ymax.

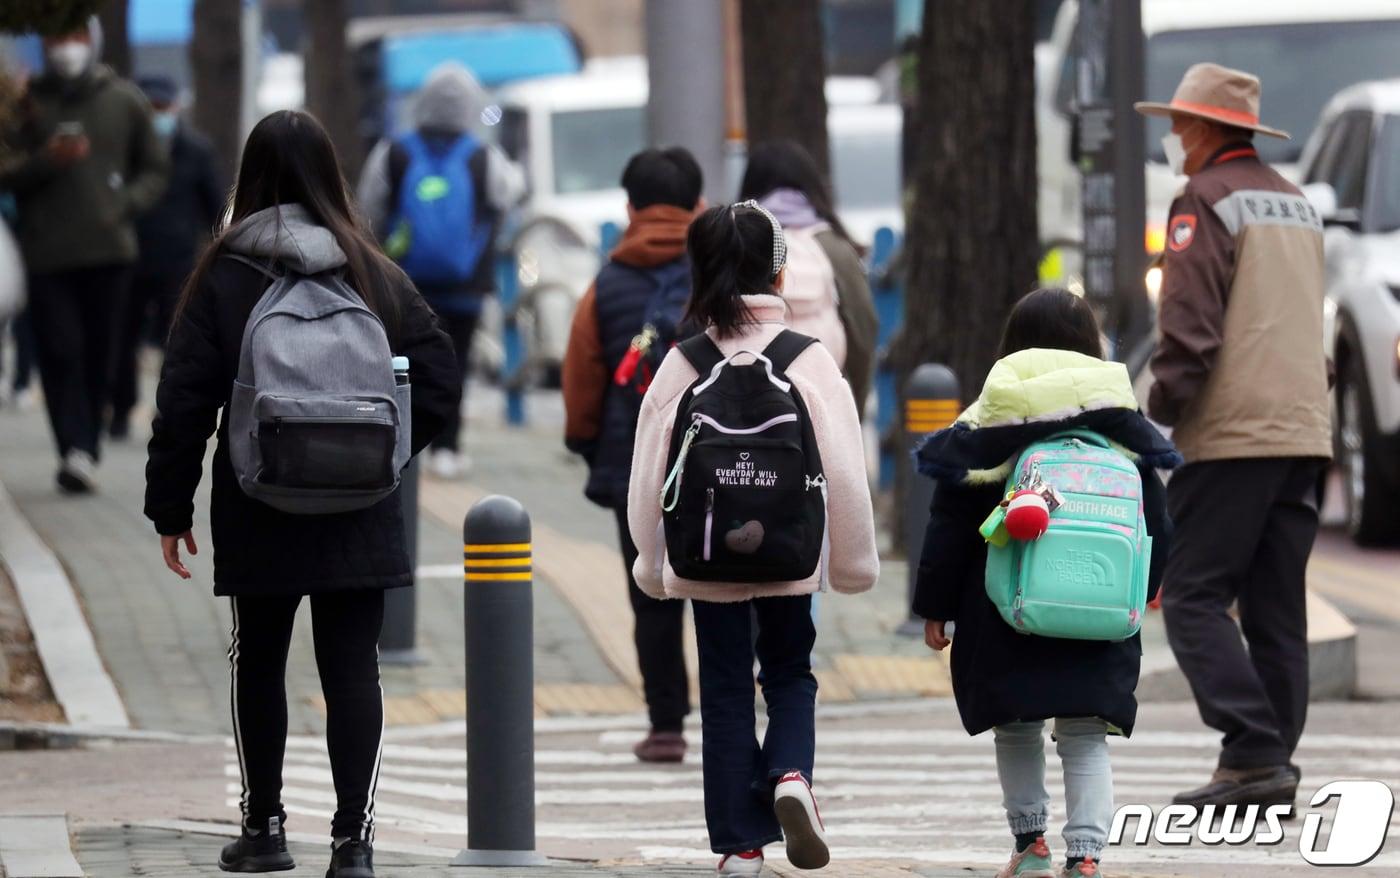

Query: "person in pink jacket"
<box><xmin>627</xmin><ymin>202</ymin><xmax>879</xmax><ymax>875</ymax></box>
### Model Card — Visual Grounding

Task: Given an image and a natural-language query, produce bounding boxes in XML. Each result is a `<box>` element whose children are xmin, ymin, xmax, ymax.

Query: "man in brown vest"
<box><xmin>1138</xmin><ymin>63</ymin><xmax>1331</xmax><ymax>809</ymax></box>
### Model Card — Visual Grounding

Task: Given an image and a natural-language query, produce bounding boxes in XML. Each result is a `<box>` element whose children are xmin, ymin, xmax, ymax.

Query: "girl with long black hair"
<box><xmin>144</xmin><ymin>110</ymin><xmax>459</xmax><ymax>877</ymax></box>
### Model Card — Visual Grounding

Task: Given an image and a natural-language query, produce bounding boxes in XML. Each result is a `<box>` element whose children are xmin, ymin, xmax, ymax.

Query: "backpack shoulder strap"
<box><xmin>677</xmin><ymin>333</ymin><xmax>724</xmax><ymax>378</ymax></box>
<box><xmin>762</xmin><ymin>329</ymin><xmax>818</xmax><ymax>375</ymax></box>
<box><xmin>224</xmin><ymin>252</ymin><xmax>283</xmax><ymax>280</ymax></box>
<box><xmin>447</xmin><ymin>132</ymin><xmax>481</xmax><ymax>165</ymax></box>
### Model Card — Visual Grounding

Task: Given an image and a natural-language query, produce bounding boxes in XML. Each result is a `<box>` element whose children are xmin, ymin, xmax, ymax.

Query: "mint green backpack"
<box><xmin>984</xmin><ymin>430</ymin><xmax>1152</xmax><ymax>641</ymax></box>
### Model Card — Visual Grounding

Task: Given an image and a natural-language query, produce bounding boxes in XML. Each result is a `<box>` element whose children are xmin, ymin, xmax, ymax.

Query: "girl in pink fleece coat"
<box><xmin>627</xmin><ymin>202</ymin><xmax>879</xmax><ymax>875</ymax></box>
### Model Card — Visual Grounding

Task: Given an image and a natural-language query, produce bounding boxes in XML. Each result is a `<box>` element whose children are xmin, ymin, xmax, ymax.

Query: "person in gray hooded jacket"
<box><xmin>145</xmin><ymin>111</ymin><xmax>458</xmax><ymax>878</ymax></box>
<box><xmin>358</xmin><ymin>62</ymin><xmax>525</xmax><ymax>479</ymax></box>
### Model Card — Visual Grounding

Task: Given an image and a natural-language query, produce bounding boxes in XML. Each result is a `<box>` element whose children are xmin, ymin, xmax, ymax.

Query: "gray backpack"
<box><xmin>228</xmin><ymin>256</ymin><xmax>411</xmax><ymax>514</ymax></box>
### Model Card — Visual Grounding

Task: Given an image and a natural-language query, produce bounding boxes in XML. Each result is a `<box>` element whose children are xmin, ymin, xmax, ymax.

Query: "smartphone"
<box><xmin>54</xmin><ymin>121</ymin><xmax>85</xmax><ymax>139</ymax></box>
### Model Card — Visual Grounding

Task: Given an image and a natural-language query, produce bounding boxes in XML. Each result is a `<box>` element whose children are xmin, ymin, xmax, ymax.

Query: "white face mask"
<box><xmin>47</xmin><ymin>42</ymin><xmax>92</xmax><ymax>79</ymax></box>
<box><xmin>1162</xmin><ymin>121</ymin><xmax>1203</xmax><ymax>176</ymax></box>
<box><xmin>1161</xmin><ymin>132</ymin><xmax>1188</xmax><ymax>176</ymax></box>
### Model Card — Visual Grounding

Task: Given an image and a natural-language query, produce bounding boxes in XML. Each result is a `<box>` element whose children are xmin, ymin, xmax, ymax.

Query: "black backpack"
<box><xmin>660</xmin><ymin>330</ymin><xmax>827</xmax><ymax>584</ymax></box>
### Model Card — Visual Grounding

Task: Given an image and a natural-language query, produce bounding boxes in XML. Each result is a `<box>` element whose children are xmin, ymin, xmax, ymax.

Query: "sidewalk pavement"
<box><xmin>0</xmin><ymin>383</ymin><xmax>941</xmax><ymax>737</ymax></box>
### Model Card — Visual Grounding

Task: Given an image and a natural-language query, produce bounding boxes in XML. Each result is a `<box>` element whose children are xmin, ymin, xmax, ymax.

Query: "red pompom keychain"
<box><xmin>1004</xmin><ymin>489</ymin><xmax>1051</xmax><ymax>541</ymax></box>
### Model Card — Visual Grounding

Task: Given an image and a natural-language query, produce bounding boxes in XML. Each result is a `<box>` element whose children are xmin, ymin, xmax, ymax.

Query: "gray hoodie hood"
<box><xmin>412</xmin><ymin>62</ymin><xmax>484</xmax><ymax>133</ymax></box>
<box><xmin>224</xmin><ymin>204</ymin><xmax>347</xmax><ymax>274</ymax></box>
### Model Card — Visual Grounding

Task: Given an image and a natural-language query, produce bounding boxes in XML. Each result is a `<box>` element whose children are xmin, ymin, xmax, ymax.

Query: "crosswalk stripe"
<box><xmin>597</xmin><ymin>727</ymin><xmax>1400</xmax><ymax>751</ymax></box>
<box><xmin>270</xmin><ymin>744</ymin><xmax>1400</xmax><ymax>774</ymax></box>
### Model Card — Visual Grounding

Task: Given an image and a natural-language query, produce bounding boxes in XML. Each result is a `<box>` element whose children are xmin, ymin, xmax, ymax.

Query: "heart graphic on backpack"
<box><xmin>725</xmin><ymin>521</ymin><xmax>765</xmax><ymax>554</ymax></box>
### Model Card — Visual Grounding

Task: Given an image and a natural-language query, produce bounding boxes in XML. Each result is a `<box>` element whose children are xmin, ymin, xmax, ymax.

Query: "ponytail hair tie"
<box><xmin>733</xmin><ymin>199</ymin><xmax>787</xmax><ymax>281</ymax></box>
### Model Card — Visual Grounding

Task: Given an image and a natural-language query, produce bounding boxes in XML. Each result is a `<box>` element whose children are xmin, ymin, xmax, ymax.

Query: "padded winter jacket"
<box><xmin>914</xmin><ymin>349</ymin><xmax>1179</xmax><ymax>736</ymax></box>
<box><xmin>562</xmin><ymin>204</ymin><xmax>696</xmax><ymax>508</ymax></box>
<box><xmin>144</xmin><ymin>205</ymin><xmax>460</xmax><ymax>595</ymax></box>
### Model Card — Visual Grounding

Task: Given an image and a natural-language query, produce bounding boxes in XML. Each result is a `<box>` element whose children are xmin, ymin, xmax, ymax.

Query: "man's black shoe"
<box><xmin>326</xmin><ymin>840</ymin><xmax>375</xmax><ymax>878</ymax></box>
<box><xmin>1173</xmin><ymin>765</ymin><xmax>1299</xmax><ymax>809</ymax></box>
<box><xmin>218</xmin><ymin>818</ymin><xmax>294</xmax><ymax>872</ymax></box>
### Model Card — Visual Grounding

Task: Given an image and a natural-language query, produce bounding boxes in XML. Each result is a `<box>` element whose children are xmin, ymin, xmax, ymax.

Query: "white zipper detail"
<box><xmin>703</xmin><ymin>488</ymin><xmax>715</xmax><ymax>562</ymax></box>
<box><xmin>692</xmin><ymin>412</ymin><xmax>798</xmax><ymax>435</ymax></box>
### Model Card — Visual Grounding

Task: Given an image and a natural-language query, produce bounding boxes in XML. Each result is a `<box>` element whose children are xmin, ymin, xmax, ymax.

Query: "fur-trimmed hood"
<box><xmin>916</xmin><ymin>348</ymin><xmax>1181</xmax><ymax>486</ymax></box>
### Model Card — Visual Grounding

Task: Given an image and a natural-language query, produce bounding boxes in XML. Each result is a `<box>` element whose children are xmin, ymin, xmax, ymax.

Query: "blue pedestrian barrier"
<box><xmin>868</xmin><ymin>227</ymin><xmax>904</xmax><ymax>490</ymax></box>
<box><xmin>496</xmin><ymin>247</ymin><xmax>526</xmax><ymax>427</ymax></box>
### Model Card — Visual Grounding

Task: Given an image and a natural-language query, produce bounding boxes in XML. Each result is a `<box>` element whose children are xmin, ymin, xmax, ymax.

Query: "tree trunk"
<box><xmin>97</xmin><ymin>0</ymin><xmax>131</xmax><ymax>77</ymax></box>
<box><xmin>190</xmin><ymin>0</ymin><xmax>241</xmax><ymax>178</ymax></box>
<box><xmin>897</xmin><ymin>0</ymin><xmax>1039</xmax><ymax>398</ymax></box>
<box><xmin>740</xmin><ymin>0</ymin><xmax>830</xmax><ymax>177</ymax></box>
<box><xmin>304</xmin><ymin>0</ymin><xmax>362</xmax><ymax>180</ymax></box>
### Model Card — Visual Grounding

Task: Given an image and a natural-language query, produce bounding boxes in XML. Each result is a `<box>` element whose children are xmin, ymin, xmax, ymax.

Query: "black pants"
<box><xmin>1162</xmin><ymin>458</ymin><xmax>1324</xmax><ymax>770</ymax></box>
<box><xmin>616</xmin><ymin>506</ymin><xmax>690</xmax><ymax>732</ymax></box>
<box><xmin>111</xmin><ymin>265</ymin><xmax>186</xmax><ymax>423</ymax></box>
<box><xmin>229</xmin><ymin>591</ymin><xmax>385</xmax><ymax>841</ymax></box>
<box><xmin>28</xmin><ymin>266</ymin><xmax>133</xmax><ymax>460</ymax></box>
<box><xmin>431</xmin><ymin>311</ymin><xmax>479</xmax><ymax>452</ymax></box>
<box><xmin>693</xmin><ymin>594</ymin><xmax>817</xmax><ymax>853</ymax></box>
<box><xmin>5</xmin><ymin>309</ymin><xmax>36</xmax><ymax>391</ymax></box>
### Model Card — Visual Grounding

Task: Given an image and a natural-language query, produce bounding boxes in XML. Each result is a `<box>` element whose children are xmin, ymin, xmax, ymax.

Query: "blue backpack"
<box><xmin>386</xmin><ymin>132</ymin><xmax>491</xmax><ymax>284</ymax></box>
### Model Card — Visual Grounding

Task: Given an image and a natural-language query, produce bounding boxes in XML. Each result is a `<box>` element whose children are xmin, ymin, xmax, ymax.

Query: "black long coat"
<box><xmin>144</xmin><ymin>255</ymin><xmax>460</xmax><ymax>596</ymax></box>
<box><xmin>913</xmin><ymin>409</ymin><xmax>1178</xmax><ymax>737</ymax></box>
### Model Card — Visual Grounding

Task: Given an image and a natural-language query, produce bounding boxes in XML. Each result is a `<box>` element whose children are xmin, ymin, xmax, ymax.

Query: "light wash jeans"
<box><xmin>994</xmin><ymin>717</ymin><xmax>1113</xmax><ymax>860</ymax></box>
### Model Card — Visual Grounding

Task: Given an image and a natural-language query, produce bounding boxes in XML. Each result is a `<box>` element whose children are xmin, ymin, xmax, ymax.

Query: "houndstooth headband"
<box><xmin>733</xmin><ymin>199</ymin><xmax>787</xmax><ymax>280</ymax></box>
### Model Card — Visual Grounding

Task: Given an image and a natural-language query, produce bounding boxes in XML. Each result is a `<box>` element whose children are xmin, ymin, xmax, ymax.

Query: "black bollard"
<box><xmin>452</xmin><ymin>495</ymin><xmax>546</xmax><ymax>867</ymax></box>
<box><xmin>381</xmin><ymin>458</ymin><xmax>422</xmax><ymax>665</ymax></box>
<box><xmin>897</xmin><ymin>364</ymin><xmax>960</xmax><ymax>636</ymax></box>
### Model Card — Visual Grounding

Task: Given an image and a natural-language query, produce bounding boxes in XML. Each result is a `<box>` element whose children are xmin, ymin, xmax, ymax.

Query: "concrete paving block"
<box><xmin>0</xmin><ymin>814</ymin><xmax>84</xmax><ymax>877</ymax></box>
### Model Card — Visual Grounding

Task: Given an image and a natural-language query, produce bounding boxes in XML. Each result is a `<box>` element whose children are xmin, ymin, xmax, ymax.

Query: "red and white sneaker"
<box><xmin>773</xmin><ymin>771</ymin><xmax>830</xmax><ymax>869</ymax></box>
<box><xmin>717</xmin><ymin>849</ymin><xmax>764</xmax><ymax>875</ymax></box>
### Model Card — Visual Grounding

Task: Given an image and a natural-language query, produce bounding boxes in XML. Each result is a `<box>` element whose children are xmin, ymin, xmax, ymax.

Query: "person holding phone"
<box><xmin>0</xmin><ymin>16</ymin><xmax>169</xmax><ymax>493</ymax></box>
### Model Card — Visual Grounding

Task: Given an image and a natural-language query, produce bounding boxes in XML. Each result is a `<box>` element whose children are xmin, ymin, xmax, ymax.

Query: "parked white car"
<box><xmin>1298</xmin><ymin>81</ymin><xmax>1400</xmax><ymax>544</ymax></box>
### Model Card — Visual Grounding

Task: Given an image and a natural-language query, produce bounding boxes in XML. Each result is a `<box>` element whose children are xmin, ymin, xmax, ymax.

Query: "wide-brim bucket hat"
<box><xmin>1135</xmin><ymin>62</ymin><xmax>1289</xmax><ymax>140</ymax></box>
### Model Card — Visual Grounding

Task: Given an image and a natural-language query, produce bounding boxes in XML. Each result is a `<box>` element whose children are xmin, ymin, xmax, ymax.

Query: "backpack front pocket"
<box><xmin>673</xmin><ymin>437</ymin><xmax>821</xmax><ymax>583</ymax></box>
<box><xmin>254</xmin><ymin>395</ymin><xmax>397</xmax><ymax>491</ymax></box>
<box><xmin>1013</xmin><ymin>522</ymin><xmax>1143</xmax><ymax>640</ymax></box>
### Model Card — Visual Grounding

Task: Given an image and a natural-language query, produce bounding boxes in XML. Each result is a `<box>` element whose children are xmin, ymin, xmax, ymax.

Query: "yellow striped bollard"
<box><xmin>454</xmin><ymin>495</ymin><xmax>546</xmax><ymax>867</ymax></box>
<box><xmin>901</xmin><ymin>365</ymin><xmax>961</xmax><ymax>633</ymax></box>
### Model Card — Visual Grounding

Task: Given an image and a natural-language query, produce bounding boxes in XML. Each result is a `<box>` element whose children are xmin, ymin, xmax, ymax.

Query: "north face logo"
<box><xmin>1049</xmin><ymin>549</ymin><xmax>1111</xmax><ymax>587</ymax></box>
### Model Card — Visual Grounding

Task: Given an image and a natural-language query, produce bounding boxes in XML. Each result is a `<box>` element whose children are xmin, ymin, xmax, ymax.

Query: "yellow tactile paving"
<box><xmin>418</xmin><ymin>687</ymin><xmax>466</xmax><ymax>718</ymax></box>
<box><xmin>813</xmin><ymin>669</ymin><xmax>857</xmax><ymax>703</ymax></box>
<box><xmin>534</xmin><ymin>683</ymin><xmax>645</xmax><ymax>715</ymax></box>
<box><xmin>832</xmin><ymin>653</ymin><xmax>952</xmax><ymax>697</ymax></box>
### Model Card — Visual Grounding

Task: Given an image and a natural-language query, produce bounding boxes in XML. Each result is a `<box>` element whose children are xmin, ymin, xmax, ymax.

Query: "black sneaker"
<box><xmin>326</xmin><ymin>840</ymin><xmax>375</xmax><ymax>878</ymax></box>
<box><xmin>219</xmin><ymin>817</ymin><xmax>295</xmax><ymax>872</ymax></box>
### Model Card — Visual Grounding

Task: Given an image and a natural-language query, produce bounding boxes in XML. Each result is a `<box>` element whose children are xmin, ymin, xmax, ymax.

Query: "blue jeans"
<box><xmin>994</xmin><ymin>717</ymin><xmax>1113</xmax><ymax>860</ymax></box>
<box><xmin>692</xmin><ymin>595</ymin><xmax>817</xmax><ymax>854</ymax></box>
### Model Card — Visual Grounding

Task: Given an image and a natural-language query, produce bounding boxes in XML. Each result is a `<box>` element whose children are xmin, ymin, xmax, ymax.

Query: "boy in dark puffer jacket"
<box><xmin>562</xmin><ymin>148</ymin><xmax>703</xmax><ymax>763</ymax></box>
